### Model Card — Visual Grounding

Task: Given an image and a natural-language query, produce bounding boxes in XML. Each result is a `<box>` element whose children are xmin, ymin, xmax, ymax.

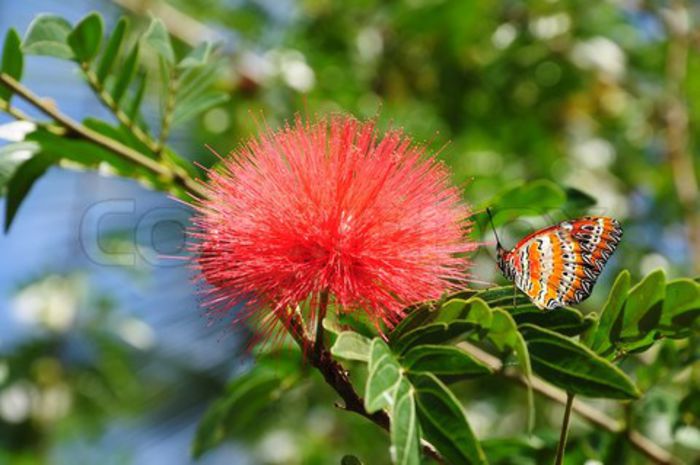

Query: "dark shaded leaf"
<box><xmin>403</xmin><ymin>344</ymin><xmax>492</xmax><ymax>378</ymax></box>
<box><xmin>5</xmin><ymin>152</ymin><xmax>56</xmax><ymax>232</ymax></box>
<box><xmin>510</xmin><ymin>305</ymin><xmax>590</xmax><ymax>336</ymax></box>
<box><xmin>96</xmin><ymin>17</ymin><xmax>128</xmax><ymax>83</ymax></box>
<box><xmin>67</xmin><ymin>12</ymin><xmax>103</xmax><ymax>62</ymax></box>
<box><xmin>588</xmin><ymin>270</ymin><xmax>631</xmax><ymax>354</ymax></box>
<box><xmin>22</xmin><ymin>14</ymin><xmax>73</xmax><ymax>59</ymax></box>
<box><xmin>0</xmin><ymin>141</ymin><xmax>39</xmax><ymax>192</ymax></box>
<box><xmin>521</xmin><ymin>324</ymin><xmax>640</xmax><ymax>399</ymax></box>
<box><xmin>191</xmin><ymin>369</ymin><xmax>284</xmax><ymax>459</ymax></box>
<box><xmin>562</xmin><ymin>187</ymin><xmax>597</xmax><ymax>213</ymax></box>
<box><xmin>412</xmin><ymin>373</ymin><xmax>487</xmax><ymax>465</ymax></box>
<box><xmin>393</xmin><ymin>320</ymin><xmax>477</xmax><ymax>353</ymax></box>
<box><xmin>0</xmin><ymin>28</ymin><xmax>23</xmax><ymax>102</ymax></box>
<box><xmin>341</xmin><ymin>456</ymin><xmax>364</xmax><ymax>465</ymax></box>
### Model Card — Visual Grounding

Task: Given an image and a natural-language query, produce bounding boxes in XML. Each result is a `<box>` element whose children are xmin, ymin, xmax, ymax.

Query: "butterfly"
<box><xmin>487</xmin><ymin>209</ymin><xmax>623</xmax><ymax>310</ymax></box>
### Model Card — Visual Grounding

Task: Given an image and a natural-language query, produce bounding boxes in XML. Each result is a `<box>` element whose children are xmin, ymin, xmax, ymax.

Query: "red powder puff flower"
<box><xmin>190</xmin><ymin>115</ymin><xmax>475</xmax><ymax>345</ymax></box>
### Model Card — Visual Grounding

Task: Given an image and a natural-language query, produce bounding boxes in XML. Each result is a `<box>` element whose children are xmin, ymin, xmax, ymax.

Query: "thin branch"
<box><xmin>0</xmin><ymin>73</ymin><xmax>208</xmax><ymax>199</ymax></box>
<box><xmin>554</xmin><ymin>392</ymin><xmax>575</xmax><ymax>465</ymax></box>
<box><xmin>459</xmin><ymin>342</ymin><xmax>679</xmax><ymax>465</ymax></box>
<box><xmin>80</xmin><ymin>63</ymin><xmax>158</xmax><ymax>152</ymax></box>
<box><xmin>284</xmin><ymin>309</ymin><xmax>445</xmax><ymax>464</ymax></box>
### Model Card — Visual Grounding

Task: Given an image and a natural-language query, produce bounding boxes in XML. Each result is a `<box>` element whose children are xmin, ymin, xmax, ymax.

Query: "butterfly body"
<box><xmin>495</xmin><ymin>216</ymin><xmax>622</xmax><ymax>310</ymax></box>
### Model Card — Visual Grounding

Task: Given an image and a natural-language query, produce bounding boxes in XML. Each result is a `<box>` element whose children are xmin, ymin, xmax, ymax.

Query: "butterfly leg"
<box><xmin>512</xmin><ymin>284</ymin><xmax>518</xmax><ymax>309</ymax></box>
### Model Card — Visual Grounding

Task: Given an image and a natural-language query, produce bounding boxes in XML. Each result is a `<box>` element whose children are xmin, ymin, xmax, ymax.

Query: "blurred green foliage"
<box><xmin>0</xmin><ymin>1</ymin><xmax>699</xmax><ymax>464</ymax></box>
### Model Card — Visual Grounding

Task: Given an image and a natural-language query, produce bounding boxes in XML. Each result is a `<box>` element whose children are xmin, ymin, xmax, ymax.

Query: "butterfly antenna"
<box><xmin>486</xmin><ymin>208</ymin><xmax>503</xmax><ymax>250</ymax></box>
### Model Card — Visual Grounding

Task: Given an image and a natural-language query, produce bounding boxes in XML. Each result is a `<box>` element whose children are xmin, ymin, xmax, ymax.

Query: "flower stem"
<box><xmin>554</xmin><ymin>392</ymin><xmax>575</xmax><ymax>465</ymax></box>
<box><xmin>314</xmin><ymin>290</ymin><xmax>330</xmax><ymax>358</ymax></box>
<box><xmin>283</xmin><ymin>307</ymin><xmax>444</xmax><ymax>463</ymax></box>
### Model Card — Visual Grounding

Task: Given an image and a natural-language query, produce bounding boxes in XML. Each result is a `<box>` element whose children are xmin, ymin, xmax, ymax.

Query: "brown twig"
<box><xmin>459</xmin><ymin>342</ymin><xmax>679</xmax><ymax>465</ymax></box>
<box><xmin>284</xmin><ymin>309</ymin><xmax>445</xmax><ymax>464</ymax></box>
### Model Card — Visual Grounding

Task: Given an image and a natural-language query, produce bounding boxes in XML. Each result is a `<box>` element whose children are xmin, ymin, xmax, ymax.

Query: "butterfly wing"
<box><xmin>504</xmin><ymin>216</ymin><xmax>622</xmax><ymax>310</ymax></box>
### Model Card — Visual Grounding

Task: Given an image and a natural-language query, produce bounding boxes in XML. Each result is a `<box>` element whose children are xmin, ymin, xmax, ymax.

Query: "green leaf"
<box><xmin>331</xmin><ymin>331</ymin><xmax>372</xmax><ymax>362</ymax></box>
<box><xmin>0</xmin><ymin>141</ymin><xmax>39</xmax><ymax>193</ymax></box>
<box><xmin>412</xmin><ymin>373</ymin><xmax>487</xmax><ymax>465</ymax></box>
<box><xmin>0</xmin><ymin>29</ymin><xmax>23</xmax><ymax>102</ymax></box>
<box><xmin>473</xmin><ymin>286</ymin><xmax>530</xmax><ymax>308</ymax></box>
<box><xmin>126</xmin><ymin>70</ymin><xmax>148</xmax><ymax>122</ymax></box>
<box><xmin>389</xmin><ymin>304</ymin><xmax>441</xmax><ymax>343</ymax></box>
<box><xmin>660</xmin><ymin>278</ymin><xmax>700</xmax><ymax>336</ymax></box>
<box><xmin>67</xmin><ymin>12</ymin><xmax>103</xmax><ymax>62</ymax></box>
<box><xmin>588</xmin><ymin>270</ymin><xmax>631</xmax><ymax>354</ymax></box>
<box><xmin>620</xmin><ymin>269</ymin><xmax>666</xmax><ymax>339</ymax></box>
<box><xmin>391</xmin><ymin>379</ymin><xmax>420</xmax><ymax>465</ymax></box>
<box><xmin>178</xmin><ymin>41</ymin><xmax>213</xmax><ymax>69</ymax></box>
<box><xmin>365</xmin><ymin>339</ymin><xmax>402</xmax><ymax>413</ymax></box>
<box><xmin>477</xmin><ymin>180</ymin><xmax>567</xmax><ymax>230</ymax></box>
<box><xmin>96</xmin><ymin>17</ymin><xmax>128</xmax><ymax>83</ymax></box>
<box><xmin>438</xmin><ymin>298</ymin><xmax>493</xmax><ymax>328</ymax></box>
<box><xmin>111</xmin><ymin>43</ymin><xmax>140</xmax><ymax>105</ymax></box>
<box><xmin>520</xmin><ymin>324</ymin><xmax>640</xmax><ymax>399</ymax></box>
<box><xmin>403</xmin><ymin>345</ymin><xmax>492</xmax><ymax>378</ymax></box>
<box><xmin>172</xmin><ymin>91</ymin><xmax>229</xmax><ymax>126</ymax></box>
<box><xmin>191</xmin><ymin>368</ymin><xmax>285</xmax><ymax>459</ymax></box>
<box><xmin>563</xmin><ymin>187</ymin><xmax>597</xmax><ymax>213</ymax></box>
<box><xmin>509</xmin><ymin>305</ymin><xmax>590</xmax><ymax>336</ymax></box>
<box><xmin>22</xmin><ymin>14</ymin><xmax>74</xmax><ymax>59</ymax></box>
<box><xmin>143</xmin><ymin>18</ymin><xmax>175</xmax><ymax>64</ymax></box>
<box><xmin>393</xmin><ymin>320</ymin><xmax>477</xmax><ymax>353</ymax></box>
<box><xmin>5</xmin><ymin>152</ymin><xmax>56</xmax><ymax>232</ymax></box>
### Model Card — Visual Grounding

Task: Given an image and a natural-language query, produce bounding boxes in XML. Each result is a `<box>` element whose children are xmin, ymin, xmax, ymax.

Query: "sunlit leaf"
<box><xmin>22</xmin><ymin>14</ymin><xmax>74</xmax><ymax>59</ymax></box>
<box><xmin>178</xmin><ymin>41</ymin><xmax>213</xmax><ymax>69</ymax></box>
<box><xmin>331</xmin><ymin>331</ymin><xmax>372</xmax><ymax>362</ymax></box>
<box><xmin>588</xmin><ymin>270</ymin><xmax>631</xmax><ymax>354</ymax></box>
<box><xmin>391</xmin><ymin>378</ymin><xmax>420</xmax><ymax>465</ymax></box>
<box><xmin>143</xmin><ymin>18</ymin><xmax>175</xmax><ymax>64</ymax></box>
<box><xmin>365</xmin><ymin>339</ymin><xmax>402</xmax><ymax>413</ymax></box>
<box><xmin>172</xmin><ymin>91</ymin><xmax>229</xmax><ymax>126</ymax></box>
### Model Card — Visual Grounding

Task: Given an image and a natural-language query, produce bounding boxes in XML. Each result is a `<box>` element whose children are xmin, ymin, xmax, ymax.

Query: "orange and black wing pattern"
<box><xmin>499</xmin><ymin>217</ymin><xmax>622</xmax><ymax>310</ymax></box>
